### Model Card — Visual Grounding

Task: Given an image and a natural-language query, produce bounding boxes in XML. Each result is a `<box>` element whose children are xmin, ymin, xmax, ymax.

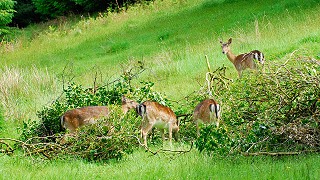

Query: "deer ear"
<box><xmin>228</xmin><ymin>38</ymin><xmax>232</xmax><ymax>44</ymax></box>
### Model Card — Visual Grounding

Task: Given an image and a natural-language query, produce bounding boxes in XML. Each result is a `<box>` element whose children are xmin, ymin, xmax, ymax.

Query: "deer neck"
<box><xmin>226</xmin><ymin>50</ymin><xmax>236</xmax><ymax>65</ymax></box>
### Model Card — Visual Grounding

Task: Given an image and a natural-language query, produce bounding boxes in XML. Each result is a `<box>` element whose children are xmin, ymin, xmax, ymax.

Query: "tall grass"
<box><xmin>0</xmin><ymin>66</ymin><xmax>59</xmax><ymax>120</ymax></box>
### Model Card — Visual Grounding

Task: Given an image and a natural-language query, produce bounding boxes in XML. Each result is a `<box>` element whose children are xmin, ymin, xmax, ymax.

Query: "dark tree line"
<box><xmin>11</xmin><ymin>0</ymin><xmax>151</xmax><ymax>28</ymax></box>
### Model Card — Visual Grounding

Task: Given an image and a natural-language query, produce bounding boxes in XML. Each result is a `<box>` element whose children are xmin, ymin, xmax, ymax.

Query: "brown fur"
<box><xmin>139</xmin><ymin>101</ymin><xmax>179</xmax><ymax>147</ymax></box>
<box><xmin>61</xmin><ymin>106</ymin><xmax>109</xmax><ymax>133</ymax></box>
<box><xmin>121</xmin><ymin>96</ymin><xmax>139</xmax><ymax>114</ymax></box>
<box><xmin>193</xmin><ymin>99</ymin><xmax>221</xmax><ymax>136</ymax></box>
<box><xmin>220</xmin><ymin>38</ymin><xmax>264</xmax><ymax>77</ymax></box>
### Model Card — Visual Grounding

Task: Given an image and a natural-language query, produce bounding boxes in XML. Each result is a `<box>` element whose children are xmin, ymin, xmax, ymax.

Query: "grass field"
<box><xmin>1</xmin><ymin>149</ymin><xmax>320</xmax><ymax>180</ymax></box>
<box><xmin>1</xmin><ymin>0</ymin><xmax>320</xmax><ymax>179</ymax></box>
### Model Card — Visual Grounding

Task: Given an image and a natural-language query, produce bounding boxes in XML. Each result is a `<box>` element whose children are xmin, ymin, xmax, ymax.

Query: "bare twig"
<box><xmin>245</xmin><ymin>136</ymin><xmax>269</xmax><ymax>153</ymax></box>
<box><xmin>242</xmin><ymin>150</ymin><xmax>318</xmax><ymax>156</ymax></box>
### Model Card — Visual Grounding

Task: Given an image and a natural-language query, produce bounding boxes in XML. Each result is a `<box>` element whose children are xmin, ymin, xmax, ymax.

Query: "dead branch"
<box><xmin>0</xmin><ymin>140</ymin><xmax>14</xmax><ymax>155</ymax></box>
<box><xmin>242</xmin><ymin>150</ymin><xmax>318</xmax><ymax>156</ymax></box>
<box><xmin>245</xmin><ymin>136</ymin><xmax>269</xmax><ymax>153</ymax></box>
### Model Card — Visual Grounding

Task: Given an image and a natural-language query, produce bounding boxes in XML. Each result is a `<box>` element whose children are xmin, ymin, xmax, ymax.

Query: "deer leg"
<box><xmin>159</xmin><ymin>129</ymin><xmax>165</xmax><ymax>142</ymax></box>
<box><xmin>168</xmin><ymin>124</ymin><xmax>173</xmax><ymax>146</ymax></box>
<box><xmin>196</xmin><ymin>121</ymin><xmax>200</xmax><ymax>137</ymax></box>
<box><xmin>238</xmin><ymin>70</ymin><xmax>242</xmax><ymax>78</ymax></box>
<box><xmin>141</xmin><ymin>123</ymin><xmax>153</xmax><ymax>148</ymax></box>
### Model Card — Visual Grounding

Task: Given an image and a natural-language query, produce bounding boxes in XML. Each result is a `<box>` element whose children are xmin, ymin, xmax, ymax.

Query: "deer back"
<box><xmin>61</xmin><ymin>106</ymin><xmax>109</xmax><ymax>133</ymax></box>
<box><xmin>234</xmin><ymin>53</ymin><xmax>256</xmax><ymax>71</ymax></box>
<box><xmin>138</xmin><ymin>101</ymin><xmax>179</xmax><ymax>130</ymax></box>
<box><xmin>193</xmin><ymin>99</ymin><xmax>220</xmax><ymax>124</ymax></box>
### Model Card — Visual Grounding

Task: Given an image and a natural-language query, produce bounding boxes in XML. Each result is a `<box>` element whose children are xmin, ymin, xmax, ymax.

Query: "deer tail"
<box><xmin>209</xmin><ymin>102</ymin><xmax>221</xmax><ymax>119</ymax></box>
<box><xmin>251</xmin><ymin>50</ymin><xmax>265</xmax><ymax>64</ymax></box>
<box><xmin>136</xmin><ymin>103</ymin><xmax>146</xmax><ymax>117</ymax></box>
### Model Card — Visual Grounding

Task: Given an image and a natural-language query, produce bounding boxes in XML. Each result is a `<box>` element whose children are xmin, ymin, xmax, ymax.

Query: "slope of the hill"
<box><xmin>0</xmin><ymin>0</ymin><xmax>320</xmax><ymax>122</ymax></box>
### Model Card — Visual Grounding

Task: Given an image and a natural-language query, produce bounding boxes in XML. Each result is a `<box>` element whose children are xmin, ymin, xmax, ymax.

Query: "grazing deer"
<box><xmin>61</xmin><ymin>106</ymin><xmax>110</xmax><ymax>134</ymax></box>
<box><xmin>121</xmin><ymin>96</ymin><xmax>139</xmax><ymax>114</ymax></box>
<box><xmin>122</xmin><ymin>96</ymin><xmax>179</xmax><ymax>147</ymax></box>
<box><xmin>193</xmin><ymin>99</ymin><xmax>221</xmax><ymax>137</ymax></box>
<box><xmin>61</xmin><ymin>96</ymin><xmax>138</xmax><ymax>134</ymax></box>
<box><xmin>220</xmin><ymin>38</ymin><xmax>265</xmax><ymax>77</ymax></box>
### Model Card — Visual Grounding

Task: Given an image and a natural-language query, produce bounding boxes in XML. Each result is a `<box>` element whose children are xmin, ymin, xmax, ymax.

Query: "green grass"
<box><xmin>1</xmin><ymin>149</ymin><xmax>320</xmax><ymax>179</ymax></box>
<box><xmin>1</xmin><ymin>0</ymin><xmax>320</xmax><ymax>179</ymax></box>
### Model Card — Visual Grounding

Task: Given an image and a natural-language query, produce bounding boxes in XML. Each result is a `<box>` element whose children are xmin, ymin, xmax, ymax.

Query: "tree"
<box><xmin>0</xmin><ymin>0</ymin><xmax>15</xmax><ymax>37</ymax></box>
<box><xmin>11</xmin><ymin>0</ymin><xmax>40</xmax><ymax>28</ymax></box>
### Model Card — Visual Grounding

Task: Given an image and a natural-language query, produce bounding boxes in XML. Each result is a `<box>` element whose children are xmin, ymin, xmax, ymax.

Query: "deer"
<box><xmin>60</xmin><ymin>106</ymin><xmax>110</xmax><ymax>134</ymax></box>
<box><xmin>121</xmin><ymin>96</ymin><xmax>139</xmax><ymax>114</ymax></box>
<box><xmin>193</xmin><ymin>99</ymin><xmax>221</xmax><ymax>137</ymax></box>
<box><xmin>220</xmin><ymin>38</ymin><xmax>265</xmax><ymax>77</ymax></box>
<box><xmin>60</xmin><ymin>96</ymin><xmax>139</xmax><ymax>135</ymax></box>
<box><xmin>122</xmin><ymin>96</ymin><xmax>179</xmax><ymax>148</ymax></box>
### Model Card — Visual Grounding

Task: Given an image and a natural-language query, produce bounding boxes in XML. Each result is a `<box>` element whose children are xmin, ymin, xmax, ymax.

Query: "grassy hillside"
<box><xmin>1</xmin><ymin>0</ymin><xmax>319</xmax><ymax>124</ymax></box>
<box><xmin>0</xmin><ymin>0</ymin><xmax>320</xmax><ymax>179</ymax></box>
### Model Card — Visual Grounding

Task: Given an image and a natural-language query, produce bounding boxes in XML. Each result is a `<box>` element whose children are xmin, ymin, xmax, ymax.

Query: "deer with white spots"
<box><xmin>220</xmin><ymin>38</ymin><xmax>265</xmax><ymax>77</ymax></box>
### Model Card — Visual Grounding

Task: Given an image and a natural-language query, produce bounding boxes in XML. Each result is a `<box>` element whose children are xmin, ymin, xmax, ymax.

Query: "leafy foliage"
<box><xmin>0</xmin><ymin>0</ymin><xmax>15</xmax><ymax>37</ymax></box>
<box><xmin>31</xmin><ymin>0</ymin><xmax>78</xmax><ymax>18</ymax></box>
<box><xmin>59</xmin><ymin>108</ymin><xmax>140</xmax><ymax>161</ymax></box>
<box><xmin>195</xmin><ymin>57</ymin><xmax>320</xmax><ymax>155</ymax></box>
<box><xmin>18</xmin><ymin>66</ymin><xmax>172</xmax><ymax>161</ymax></box>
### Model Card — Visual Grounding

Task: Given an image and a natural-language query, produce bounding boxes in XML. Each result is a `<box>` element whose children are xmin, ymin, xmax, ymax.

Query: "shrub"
<box><xmin>11</xmin><ymin>0</ymin><xmax>41</xmax><ymax>27</ymax></box>
<box><xmin>0</xmin><ymin>0</ymin><xmax>15</xmax><ymax>37</ymax></box>
<box><xmin>18</xmin><ymin>66</ymin><xmax>173</xmax><ymax>161</ymax></box>
<box><xmin>195</xmin><ymin>57</ymin><xmax>320</xmax><ymax>155</ymax></box>
<box><xmin>59</xmin><ymin>108</ymin><xmax>140</xmax><ymax>161</ymax></box>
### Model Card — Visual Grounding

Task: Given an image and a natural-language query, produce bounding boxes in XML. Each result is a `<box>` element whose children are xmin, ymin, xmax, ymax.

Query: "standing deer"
<box><xmin>122</xmin><ymin>96</ymin><xmax>179</xmax><ymax>148</ymax></box>
<box><xmin>193</xmin><ymin>99</ymin><xmax>221</xmax><ymax>137</ymax></box>
<box><xmin>61</xmin><ymin>106</ymin><xmax>110</xmax><ymax>134</ymax></box>
<box><xmin>220</xmin><ymin>38</ymin><xmax>265</xmax><ymax>77</ymax></box>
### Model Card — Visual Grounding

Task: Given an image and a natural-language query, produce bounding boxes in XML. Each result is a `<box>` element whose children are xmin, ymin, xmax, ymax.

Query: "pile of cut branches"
<box><xmin>0</xmin><ymin>62</ymin><xmax>173</xmax><ymax>161</ymax></box>
<box><xmin>197</xmin><ymin>54</ymin><xmax>320</xmax><ymax>155</ymax></box>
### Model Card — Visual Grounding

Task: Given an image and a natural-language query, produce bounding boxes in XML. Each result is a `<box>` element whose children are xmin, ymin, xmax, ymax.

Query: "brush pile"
<box><xmin>196</xmin><ymin>54</ymin><xmax>320</xmax><ymax>155</ymax></box>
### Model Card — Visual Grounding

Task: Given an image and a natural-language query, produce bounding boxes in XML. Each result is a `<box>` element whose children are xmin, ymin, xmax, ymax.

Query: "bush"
<box><xmin>32</xmin><ymin>0</ymin><xmax>78</xmax><ymax>18</ymax></box>
<box><xmin>30</xmin><ymin>0</ymin><xmax>152</xmax><ymax>23</ymax></box>
<box><xmin>0</xmin><ymin>0</ymin><xmax>15</xmax><ymax>37</ymax></box>
<box><xmin>59</xmin><ymin>108</ymin><xmax>140</xmax><ymax>161</ymax></box>
<box><xmin>195</xmin><ymin>57</ymin><xmax>320</xmax><ymax>155</ymax></box>
<box><xmin>18</xmin><ymin>66</ymin><xmax>173</xmax><ymax>161</ymax></box>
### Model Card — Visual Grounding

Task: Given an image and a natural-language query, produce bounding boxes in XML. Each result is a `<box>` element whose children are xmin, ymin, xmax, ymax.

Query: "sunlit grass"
<box><xmin>1</xmin><ymin>149</ymin><xmax>320</xmax><ymax>179</ymax></box>
<box><xmin>0</xmin><ymin>66</ymin><xmax>59</xmax><ymax>122</ymax></box>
